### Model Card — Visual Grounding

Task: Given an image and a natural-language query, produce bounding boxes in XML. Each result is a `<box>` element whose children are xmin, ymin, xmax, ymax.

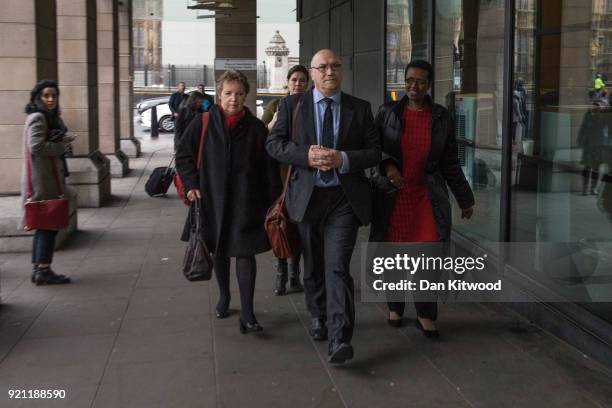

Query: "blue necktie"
<box><xmin>321</xmin><ymin>98</ymin><xmax>334</xmax><ymax>182</ymax></box>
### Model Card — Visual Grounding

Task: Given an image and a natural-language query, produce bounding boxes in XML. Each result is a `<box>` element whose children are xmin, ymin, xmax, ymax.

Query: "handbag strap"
<box><xmin>191</xmin><ymin>198</ymin><xmax>202</xmax><ymax>234</ymax></box>
<box><xmin>24</xmin><ymin>120</ymin><xmax>64</xmax><ymax>199</ymax></box>
<box><xmin>196</xmin><ymin>112</ymin><xmax>210</xmax><ymax>169</ymax></box>
<box><xmin>278</xmin><ymin>95</ymin><xmax>303</xmax><ymax>206</ymax></box>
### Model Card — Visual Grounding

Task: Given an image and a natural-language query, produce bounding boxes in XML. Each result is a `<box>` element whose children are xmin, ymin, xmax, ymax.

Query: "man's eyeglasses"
<box><xmin>405</xmin><ymin>78</ymin><xmax>429</xmax><ymax>87</ymax></box>
<box><xmin>311</xmin><ymin>63</ymin><xmax>342</xmax><ymax>73</ymax></box>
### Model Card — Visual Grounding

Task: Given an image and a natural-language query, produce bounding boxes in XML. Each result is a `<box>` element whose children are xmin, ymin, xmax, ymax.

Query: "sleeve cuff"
<box><xmin>339</xmin><ymin>151</ymin><xmax>350</xmax><ymax>174</ymax></box>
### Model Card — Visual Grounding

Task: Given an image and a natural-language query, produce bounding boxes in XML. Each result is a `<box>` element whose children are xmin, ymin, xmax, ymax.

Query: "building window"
<box><xmin>385</xmin><ymin>0</ymin><xmax>430</xmax><ymax>102</ymax></box>
<box><xmin>434</xmin><ymin>0</ymin><xmax>506</xmax><ymax>244</ymax></box>
<box><xmin>511</xmin><ymin>0</ymin><xmax>612</xmax><ymax>321</ymax></box>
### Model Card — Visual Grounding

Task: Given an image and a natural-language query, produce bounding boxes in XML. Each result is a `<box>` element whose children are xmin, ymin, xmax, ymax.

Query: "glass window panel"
<box><xmin>434</xmin><ymin>0</ymin><xmax>506</xmax><ymax>244</ymax></box>
<box><xmin>386</xmin><ymin>0</ymin><xmax>430</xmax><ymax>102</ymax></box>
<box><xmin>511</xmin><ymin>0</ymin><xmax>612</xmax><ymax>321</ymax></box>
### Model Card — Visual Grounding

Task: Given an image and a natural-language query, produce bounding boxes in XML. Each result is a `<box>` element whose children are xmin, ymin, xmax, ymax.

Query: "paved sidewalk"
<box><xmin>1</xmin><ymin>133</ymin><xmax>612</xmax><ymax>408</ymax></box>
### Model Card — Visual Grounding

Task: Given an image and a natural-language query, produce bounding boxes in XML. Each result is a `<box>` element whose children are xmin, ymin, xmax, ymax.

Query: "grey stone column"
<box><xmin>0</xmin><ymin>0</ymin><xmax>57</xmax><ymax>194</ymax></box>
<box><xmin>57</xmin><ymin>0</ymin><xmax>111</xmax><ymax>208</ymax></box>
<box><xmin>98</xmin><ymin>0</ymin><xmax>128</xmax><ymax>177</ymax></box>
<box><xmin>119</xmin><ymin>0</ymin><xmax>140</xmax><ymax>158</ymax></box>
<box><xmin>0</xmin><ymin>0</ymin><xmax>77</xmax><ymax>254</ymax></box>
<box><xmin>215</xmin><ymin>0</ymin><xmax>257</xmax><ymax>112</ymax></box>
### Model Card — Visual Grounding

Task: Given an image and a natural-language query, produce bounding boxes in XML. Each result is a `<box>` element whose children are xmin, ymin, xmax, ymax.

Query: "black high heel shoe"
<box><xmin>387</xmin><ymin>311</ymin><xmax>403</xmax><ymax>328</ymax></box>
<box><xmin>414</xmin><ymin>318</ymin><xmax>439</xmax><ymax>338</ymax></box>
<box><xmin>215</xmin><ymin>298</ymin><xmax>230</xmax><ymax>319</ymax></box>
<box><xmin>387</xmin><ymin>317</ymin><xmax>403</xmax><ymax>328</ymax></box>
<box><xmin>239</xmin><ymin>318</ymin><xmax>263</xmax><ymax>334</ymax></box>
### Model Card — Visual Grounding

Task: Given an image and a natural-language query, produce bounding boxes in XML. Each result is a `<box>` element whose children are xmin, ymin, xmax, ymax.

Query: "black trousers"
<box><xmin>298</xmin><ymin>187</ymin><xmax>360</xmax><ymax>343</ymax></box>
<box><xmin>387</xmin><ymin>262</ymin><xmax>441</xmax><ymax>321</ymax></box>
<box><xmin>214</xmin><ymin>255</ymin><xmax>257</xmax><ymax>323</ymax></box>
<box><xmin>31</xmin><ymin>229</ymin><xmax>58</xmax><ymax>264</ymax></box>
<box><xmin>387</xmin><ymin>301</ymin><xmax>438</xmax><ymax>321</ymax></box>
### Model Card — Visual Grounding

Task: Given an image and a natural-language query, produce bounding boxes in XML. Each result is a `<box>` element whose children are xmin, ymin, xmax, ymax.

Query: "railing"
<box><xmin>134</xmin><ymin>64</ymin><xmax>272</xmax><ymax>90</ymax></box>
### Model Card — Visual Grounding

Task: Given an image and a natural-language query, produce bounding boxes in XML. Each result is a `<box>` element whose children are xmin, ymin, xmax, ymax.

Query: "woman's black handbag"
<box><xmin>182</xmin><ymin>199</ymin><xmax>213</xmax><ymax>282</ymax></box>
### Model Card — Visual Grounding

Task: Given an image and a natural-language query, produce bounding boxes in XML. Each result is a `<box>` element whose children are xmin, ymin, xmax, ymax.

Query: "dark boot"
<box><xmin>274</xmin><ymin>260</ymin><xmax>288</xmax><ymax>296</ymax></box>
<box><xmin>288</xmin><ymin>261</ymin><xmax>303</xmax><ymax>292</ymax></box>
<box><xmin>33</xmin><ymin>267</ymin><xmax>70</xmax><ymax>286</ymax></box>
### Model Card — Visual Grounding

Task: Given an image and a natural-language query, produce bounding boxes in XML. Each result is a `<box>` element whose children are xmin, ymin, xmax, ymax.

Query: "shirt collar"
<box><xmin>313</xmin><ymin>87</ymin><xmax>341</xmax><ymax>105</ymax></box>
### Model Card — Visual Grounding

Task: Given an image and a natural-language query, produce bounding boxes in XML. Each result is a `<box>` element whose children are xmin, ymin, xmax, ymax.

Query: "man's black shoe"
<box><xmin>328</xmin><ymin>340</ymin><xmax>354</xmax><ymax>364</ymax></box>
<box><xmin>309</xmin><ymin>318</ymin><xmax>327</xmax><ymax>341</ymax></box>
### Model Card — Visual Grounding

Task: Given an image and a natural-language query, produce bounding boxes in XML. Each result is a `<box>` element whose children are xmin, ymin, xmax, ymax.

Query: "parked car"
<box><xmin>138</xmin><ymin>88</ymin><xmax>215</xmax><ymax>132</ymax></box>
<box><xmin>140</xmin><ymin>103</ymin><xmax>175</xmax><ymax>132</ymax></box>
<box><xmin>136</xmin><ymin>96</ymin><xmax>170</xmax><ymax>114</ymax></box>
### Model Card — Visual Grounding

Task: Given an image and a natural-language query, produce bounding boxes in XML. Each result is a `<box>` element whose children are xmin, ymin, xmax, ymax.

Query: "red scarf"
<box><xmin>222</xmin><ymin>107</ymin><xmax>246</xmax><ymax>129</ymax></box>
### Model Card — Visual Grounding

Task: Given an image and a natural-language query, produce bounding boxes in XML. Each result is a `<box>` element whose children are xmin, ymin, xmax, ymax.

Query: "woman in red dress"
<box><xmin>370</xmin><ymin>60</ymin><xmax>475</xmax><ymax>337</ymax></box>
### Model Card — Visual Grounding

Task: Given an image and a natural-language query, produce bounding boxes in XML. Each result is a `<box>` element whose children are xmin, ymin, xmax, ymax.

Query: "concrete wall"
<box><xmin>297</xmin><ymin>0</ymin><xmax>385</xmax><ymax>109</ymax></box>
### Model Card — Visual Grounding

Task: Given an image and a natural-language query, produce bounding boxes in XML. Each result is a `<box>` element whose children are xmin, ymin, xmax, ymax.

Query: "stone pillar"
<box><xmin>58</xmin><ymin>0</ymin><xmax>111</xmax><ymax>208</ymax></box>
<box><xmin>215</xmin><ymin>0</ymin><xmax>257</xmax><ymax>112</ymax></box>
<box><xmin>0</xmin><ymin>0</ymin><xmax>57</xmax><ymax>194</ymax></box>
<box><xmin>119</xmin><ymin>0</ymin><xmax>140</xmax><ymax>158</ymax></box>
<box><xmin>0</xmin><ymin>0</ymin><xmax>77</xmax><ymax>254</ymax></box>
<box><xmin>98</xmin><ymin>0</ymin><xmax>128</xmax><ymax>177</ymax></box>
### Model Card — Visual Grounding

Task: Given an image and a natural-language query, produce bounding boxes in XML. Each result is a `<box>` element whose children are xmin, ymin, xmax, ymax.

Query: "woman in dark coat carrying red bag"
<box><xmin>176</xmin><ymin>70</ymin><xmax>282</xmax><ymax>334</ymax></box>
<box><xmin>19</xmin><ymin>80</ymin><xmax>73</xmax><ymax>286</ymax></box>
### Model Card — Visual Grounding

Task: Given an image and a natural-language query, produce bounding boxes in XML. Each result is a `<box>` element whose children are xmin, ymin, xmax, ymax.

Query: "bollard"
<box><xmin>151</xmin><ymin>105</ymin><xmax>159</xmax><ymax>138</ymax></box>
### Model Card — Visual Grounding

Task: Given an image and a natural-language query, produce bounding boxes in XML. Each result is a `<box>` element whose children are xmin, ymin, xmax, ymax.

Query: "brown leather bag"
<box><xmin>265</xmin><ymin>96</ymin><xmax>302</xmax><ymax>259</ymax></box>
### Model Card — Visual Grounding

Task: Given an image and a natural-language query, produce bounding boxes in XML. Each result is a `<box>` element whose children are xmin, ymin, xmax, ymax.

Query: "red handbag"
<box><xmin>174</xmin><ymin>112</ymin><xmax>209</xmax><ymax>206</ymax></box>
<box><xmin>264</xmin><ymin>97</ymin><xmax>302</xmax><ymax>259</ymax></box>
<box><xmin>23</xmin><ymin>135</ymin><xmax>69</xmax><ymax>231</ymax></box>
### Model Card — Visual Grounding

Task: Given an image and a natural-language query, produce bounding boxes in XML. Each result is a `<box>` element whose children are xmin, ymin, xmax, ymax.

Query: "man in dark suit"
<box><xmin>266</xmin><ymin>49</ymin><xmax>381</xmax><ymax>364</ymax></box>
<box><xmin>169</xmin><ymin>81</ymin><xmax>187</xmax><ymax>118</ymax></box>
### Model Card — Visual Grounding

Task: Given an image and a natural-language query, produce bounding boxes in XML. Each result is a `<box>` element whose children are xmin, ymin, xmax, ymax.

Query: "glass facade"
<box><xmin>385</xmin><ymin>0</ymin><xmax>612</xmax><ymax>323</ymax></box>
<box><xmin>386</xmin><ymin>0</ymin><xmax>430</xmax><ymax>101</ymax></box>
<box><xmin>510</xmin><ymin>0</ymin><xmax>612</xmax><ymax>321</ymax></box>
<box><xmin>434</xmin><ymin>0</ymin><xmax>506</xmax><ymax>244</ymax></box>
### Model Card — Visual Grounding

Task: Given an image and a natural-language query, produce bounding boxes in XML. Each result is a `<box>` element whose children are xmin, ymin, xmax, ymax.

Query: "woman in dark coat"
<box><xmin>176</xmin><ymin>70</ymin><xmax>282</xmax><ymax>334</ymax></box>
<box><xmin>370</xmin><ymin>60</ymin><xmax>475</xmax><ymax>337</ymax></box>
<box><xmin>261</xmin><ymin>64</ymin><xmax>309</xmax><ymax>296</ymax></box>
<box><xmin>20</xmin><ymin>80</ymin><xmax>73</xmax><ymax>286</ymax></box>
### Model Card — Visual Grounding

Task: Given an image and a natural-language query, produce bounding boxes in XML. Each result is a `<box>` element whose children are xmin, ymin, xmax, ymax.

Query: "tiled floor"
<box><xmin>1</xmin><ymin>131</ymin><xmax>611</xmax><ymax>408</ymax></box>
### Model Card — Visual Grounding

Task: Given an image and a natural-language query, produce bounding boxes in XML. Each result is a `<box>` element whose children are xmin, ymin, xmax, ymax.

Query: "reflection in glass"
<box><xmin>434</xmin><ymin>0</ymin><xmax>506</xmax><ymax>244</ymax></box>
<box><xmin>511</xmin><ymin>0</ymin><xmax>612</xmax><ymax>320</ymax></box>
<box><xmin>386</xmin><ymin>0</ymin><xmax>430</xmax><ymax>102</ymax></box>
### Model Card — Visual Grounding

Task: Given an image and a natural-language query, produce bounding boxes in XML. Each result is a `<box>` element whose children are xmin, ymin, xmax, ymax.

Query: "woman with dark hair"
<box><xmin>370</xmin><ymin>60</ymin><xmax>475</xmax><ymax>337</ymax></box>
<box><xmin>176</xmin><ymin>70</ymin><xmax>282</xmax><ymax>334</ymax></box>
<box><xmin>261</xmin><ymin>64</ymin><xmax>309</xmax><ymax>295</ymax></box>
<box><xmin>20</xmin><ymin>80</ymin><xmax>74</xmax><ymax>286</ymax></box>
<box><xmin>174</xmin><ymin>91</ymin><xmax>206</xmax><ymax>150</ymax></box>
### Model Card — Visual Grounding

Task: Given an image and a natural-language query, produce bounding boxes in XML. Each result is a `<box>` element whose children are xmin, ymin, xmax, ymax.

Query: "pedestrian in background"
<box><xmin>197</xmin><ymin>83</ymin><xmax>215</xmax><ymax>112</ymax></box>
<box><xmin>176</xmin><ymin>70</ymin><xmax>282</xmax><ymax>334</ymax></box>
<box><xmin>169</xmin><ymin>81</ymin><xmax>187</xmax><ymax>119</ymax></box>
<box><xmin>20</xmin><ymin>80</ymin><xmax>73</xmax><ymax>286</ymax></box>
<box><xmin>174</xmin><ymin>91</ymin><xmax>205</xmax><ymax>151</ymax></box>
<box><xmin>261</xmin><ymin>64</ymin><xmax>309</xmax><ymax>296</ymax></box>
<box><xmin>370</xmin><ymin>60</ymin><xmax>474</xmax><ymax>337</ymax></box>
<box><xmin>578</xmin><ymin>101</ymin><xmax>608</xmax><ymax>195</ymax></box>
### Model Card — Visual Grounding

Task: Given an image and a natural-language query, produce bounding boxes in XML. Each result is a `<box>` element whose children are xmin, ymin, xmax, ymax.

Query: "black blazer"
<box><xmin>265</xmin><ymin>89</ymin><xmax>381</xmax><ymax>225</ymax></box>
<box><xmin>369</xmin><ymin>96</ymin><xmax>475</xmax><ymax>242</ymax></box>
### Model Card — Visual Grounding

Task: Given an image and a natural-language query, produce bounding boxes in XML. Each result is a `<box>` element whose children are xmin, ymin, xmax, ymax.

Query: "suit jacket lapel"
<box><xmin>300</xmin><ymin>90</ymin><xmax>317</xmax><ymax>145</ymax></box>
<box><xmin>338</xmin><ymin>92</ymin><xmax>354</xmax><ymax>149</ymax></box>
